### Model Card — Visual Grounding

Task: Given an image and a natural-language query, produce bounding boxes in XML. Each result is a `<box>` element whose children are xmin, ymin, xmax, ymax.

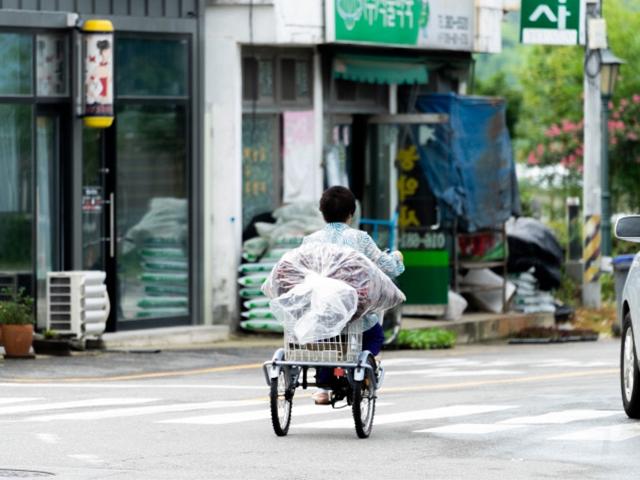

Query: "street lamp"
<box><xmin>600</xmin><ymin>48</ymin><xmax>625</xmax><ymax>257</ymax></box>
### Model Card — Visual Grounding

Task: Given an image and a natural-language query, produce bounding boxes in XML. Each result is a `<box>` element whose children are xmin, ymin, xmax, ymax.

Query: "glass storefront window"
<box><xmin>82</xmin><ymin>128</ymin><xmax>104</xmax><ymax>271</ymax></box>
<box><xmin>116</xmin><ymin>37</ymin><xmax>188</xmax><ymax>97</ymax></box>
<box><xmin>242</xmin><ymin>114</ymin><xmax>279</xmax><ymax>228</ymax></box>
<box><xmin>0</xmin><ymin>33</ymin><xmax>32</xmax><ymax>95</ymax></box>
<box><xmin>0</xmin><ymin>104</ymin><xmax>33</xmax><ymax>274</ymax></box>
<box><xmin>36</xmin><ymin>34</ymin><xmax>68</xmax><ymax>97</ymax></box>
<box><xmin>116</xmin><ymin>104</ymin><xmax>189</xmax><ymax>321</ymax></box>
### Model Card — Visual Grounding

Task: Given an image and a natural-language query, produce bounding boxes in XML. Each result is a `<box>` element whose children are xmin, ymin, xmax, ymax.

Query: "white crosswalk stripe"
<box><xmin>1</xmin><ymin>392</ymin><xmax>637</xmax><ymax>445</ymax></box>
<box><xmin>0</xmin><ymin>397</ymin><xmax>158</xmax><ymax>416</ymax></box>
<box><xmin>499</xmin><ymin>409</ymin><xmax>620</xmax><ymax>425</ymax></box>
<box><xmin>417</xmin><ymin>423</ymin><xmax>526</xmax><ymax>434</ymax></box>
<box><xmin>27</xmin><ymin>399</ymin><xmax>266</xmax><ymax>422</ymax></box>
<box><xmin>294</xmin><ymin>404</ymin><xmax>517</xmax><ymax>430</ymax></box>
<box><xmin>551</xmin><ymin>423</ymin><xmax>640</xmax><ymax>442</ymax></box>
<box><xmin>159</xmin><ymin>402</ymin><xmax>392</xmax><ymax>426</ymax></box>
<box><xmin>385</xmin><ymin>368</ymin><xmax>524</xmax><ymax>377</ymax></box>
<box><xmin>0</xmin><ymin>397</ymin><xmax>43</xmax><ymax>405</ymax></box>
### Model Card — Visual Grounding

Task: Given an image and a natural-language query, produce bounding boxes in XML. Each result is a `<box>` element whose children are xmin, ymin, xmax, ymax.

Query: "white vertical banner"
<box><xmin>283</xmin><ymin>110</ymin><xmax>317</xmax><ymax>203</ymax></box>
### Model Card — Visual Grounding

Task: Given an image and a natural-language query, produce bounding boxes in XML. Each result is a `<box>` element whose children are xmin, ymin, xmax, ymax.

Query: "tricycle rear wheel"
<box><xmin>270</xmin><ymin>370</ymin><xmax>293</xmax><ymax>436</ymax></box>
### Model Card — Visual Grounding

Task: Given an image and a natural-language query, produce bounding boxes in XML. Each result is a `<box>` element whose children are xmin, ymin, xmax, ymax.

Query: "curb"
<box><xmin>402</xmin><ymin>311</ymin><xmax>556</xmax><ymax>344</ymax></box>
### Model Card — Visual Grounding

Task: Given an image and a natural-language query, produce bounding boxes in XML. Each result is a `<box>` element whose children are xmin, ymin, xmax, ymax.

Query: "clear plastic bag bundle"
<box><xmin>262</xmin><ymin>243</ymin><xmax>405</xmax><ymax>342</ymax></box>
<box><xmin>269</xmin><ymin>273</ymin><xmax>358</xmax><ymax>344</ymax></box>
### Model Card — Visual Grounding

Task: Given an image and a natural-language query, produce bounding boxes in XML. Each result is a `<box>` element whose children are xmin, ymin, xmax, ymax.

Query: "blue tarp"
<box><xmin>415</xmin><ymin>93</ymin><xmax>521</xmax><ymax>232</ymax></box>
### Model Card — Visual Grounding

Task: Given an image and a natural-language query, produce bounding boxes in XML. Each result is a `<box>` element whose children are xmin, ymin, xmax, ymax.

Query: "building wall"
<box><xmin>204</xmin><ymin>1</ymin><xmax>324</xmax><ymax>325</ymax></box>
<box><xmin>0</xmin><ymin>0</ymin><xmax>199</xmax><ymax>17</ymax></box>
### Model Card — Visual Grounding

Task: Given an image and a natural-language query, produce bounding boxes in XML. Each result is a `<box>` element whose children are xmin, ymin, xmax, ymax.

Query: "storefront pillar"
<box><xmin>313</xmin><ymin>50</ymin><xmax>325</xmax><ymax>202</ymax></box>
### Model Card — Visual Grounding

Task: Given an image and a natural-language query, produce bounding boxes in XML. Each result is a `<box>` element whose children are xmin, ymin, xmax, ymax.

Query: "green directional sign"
<box><xmin>520</xmin><ymin>0</ymin><xmax>582</xmax><ymax>45</ymax></box>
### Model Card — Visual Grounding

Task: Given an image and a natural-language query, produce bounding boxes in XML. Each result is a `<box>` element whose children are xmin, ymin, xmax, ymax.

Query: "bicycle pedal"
<box><xmin>330</xmin><ymin>400</ymin><xmax>349</xmax><ymax>409</ymax></box>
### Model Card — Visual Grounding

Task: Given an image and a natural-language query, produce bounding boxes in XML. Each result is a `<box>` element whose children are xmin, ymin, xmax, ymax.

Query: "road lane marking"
<box><xmin>295</xmin><ymin>404</ymin><xmax>517</xmax><ymax>430</ymax></box>
<box><xmin>67</xmin><ymin>454</ymin><xmax>104</xmax><ymax>465</ymax></box>
<box><xmin>416</xmin><ymin>423</ymin><xmax>526</xmax><ymax>434</ymax></box>
<box><xmin>429</xmin><ymin>369</ymin><xmax>524</xmax><ymax>377</ymax></box>
<box><xmin>0</xmin><ymin>383</ymin><xmax>264</xmax><ymax>390</ymax></box>
<box><xmin>27</xmin><ymin>399</ymin><xmax>267</xmax><ymax>422</ymax></box>
<box><xmin>3</xmin><ymin>363</ymin><xmax>264</xmax><ymax>383</ymax></box>
<box><xmin>551</xmin><ymin>422</ymin><xmax>640</xmax><ymax>442</ymax></box>
<box><xmin>500</xmin><ymin>409</ymin><xmax>620</xmax><ymax>425</ymax></box>
<box><xmin>536</xmin><ymin>360</ymin><xmax>615</xmax><ymax>368</ymax></box>
<box><xmin>159</xmin><ymin>402</ymin><xmax>392</xmax><ymax>426</ymax></box>
<box><xmin>380</xmin><ymin>368</ymin><xmax>618</xmax><ymax>394</ymax></box>
<box><xmin>36</xmin><ymin>433</ymin><xmax>60</xmax><ymax>444</ymax></box>
<box><xmin>382</xmin><ymin>358</ymin><xmax>483</xmax><ymax>367</ymax></box>
<box><xmin>0</xmin><ymin>398</ymin><xmax>158</xmax><ymax>415</ymax></box>
<box><xmin>0</xmin><ymin>397</ymin><xmax>43</xmax><ymax>405</ymax></box>
<box><xmin>385</xmin><ymin>368</ymin><xmax>524</xmax><ymax>378</ymax></box>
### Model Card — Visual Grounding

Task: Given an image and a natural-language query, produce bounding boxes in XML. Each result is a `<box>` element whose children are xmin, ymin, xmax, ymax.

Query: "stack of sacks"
<box><xmin>511</xmin><ymin>269</ymin><xmax>556</xmax><ymax>314</ymax></box>
<box><xmin>239</xmin><ymin>202</ymin><xmax>326</xmax><ymax>333</ymax></box>
<box><xmin>262</xmin><ymin>243</ymin><xmax>405</xmax><ymax>343</ymax></box>
<box><xmin>123</xmin><ymin>198</ymin><xmax>189</xmax><ymax>319</ymax></box>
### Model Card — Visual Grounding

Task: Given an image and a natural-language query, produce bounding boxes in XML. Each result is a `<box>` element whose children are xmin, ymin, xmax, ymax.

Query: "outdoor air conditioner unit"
<box><xmin>46</xmin><ymin>271</ymin><xmax>110</xmax><ymax>338</ymax></box>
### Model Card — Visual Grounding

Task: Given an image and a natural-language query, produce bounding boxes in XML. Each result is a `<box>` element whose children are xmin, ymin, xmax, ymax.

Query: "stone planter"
<box><xmin>2</xmin><ymin>324</ymin><xmax>34</xmax><ymax>358</ymax></box>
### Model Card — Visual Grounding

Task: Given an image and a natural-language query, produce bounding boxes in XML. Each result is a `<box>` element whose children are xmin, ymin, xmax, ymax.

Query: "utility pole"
<box><xmin>582</xmin><ymin>0</ymin><xmax>602</xmax><ymax>307</ymax></box>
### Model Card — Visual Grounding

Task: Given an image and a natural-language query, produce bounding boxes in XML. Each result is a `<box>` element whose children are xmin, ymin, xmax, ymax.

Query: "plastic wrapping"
<box><xmin>262</xmin><ymin>243</ymin><xmax>405</xmax><ymax>343</ymax></box>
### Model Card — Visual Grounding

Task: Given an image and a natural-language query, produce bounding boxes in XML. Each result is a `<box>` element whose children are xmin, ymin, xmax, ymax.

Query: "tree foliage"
<box><xmin>516</xmin><ymin>0</ymin><xmax>640</xmax><ymax>211</ymax></box>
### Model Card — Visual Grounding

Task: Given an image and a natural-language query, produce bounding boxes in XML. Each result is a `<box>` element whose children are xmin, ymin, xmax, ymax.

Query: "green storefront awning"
<box><xmin>333</xmin><ymin>54</ymin><xmax>428</xmax><ymax>85</ymax></box>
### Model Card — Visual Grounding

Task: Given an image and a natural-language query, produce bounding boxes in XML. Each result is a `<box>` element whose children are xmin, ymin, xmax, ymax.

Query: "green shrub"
<box><xmin>0</xmin><ymin>288</ymin><xmax>34</xmax><ymax>325</ymax></box>
<box><xmin>601</xmin><ymin>272</ymin><xmax>616</xmax><ymax>304</ymax></box>
<box><xmin>396</xmin><ymin>328</ymin><xmax>456</xmax><ymax>350</ymax></box>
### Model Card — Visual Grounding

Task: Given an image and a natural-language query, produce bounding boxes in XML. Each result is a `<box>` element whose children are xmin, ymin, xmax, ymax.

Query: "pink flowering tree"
<box><xmin>526</xmin><ymin>94</ymin><xmax>640</xmax><ymax>210</ymax></box>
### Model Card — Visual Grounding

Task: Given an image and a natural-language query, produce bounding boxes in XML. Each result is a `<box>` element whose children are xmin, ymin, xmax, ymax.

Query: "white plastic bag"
<box><xmin>263</xmin><ymin>243</ymin><xmax>405</xmax><ymax>342</ymax></box>
<box><xmin>270</xmin><ymin>273</ymin><xmax>357</xmax><ymax>343</ymax></box>
<box><xmin>445</xmin><ymin>290</ymin><xmax>468</xmax><ymax>321</ymax></box>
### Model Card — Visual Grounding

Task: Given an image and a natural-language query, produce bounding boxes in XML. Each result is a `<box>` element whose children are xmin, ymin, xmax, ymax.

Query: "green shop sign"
<box><xmin>327</xmin><ymin>0</ymin><xmax>475</xmax><ymax>51</ymax></box>
<box><xmin>520</xmin><ymin>0</ymin><xmax>582</xmax><ymax>45</ymax></box>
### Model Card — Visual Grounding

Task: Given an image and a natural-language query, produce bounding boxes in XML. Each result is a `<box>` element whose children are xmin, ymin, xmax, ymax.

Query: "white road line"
<box><xmin>67</xmin><ymin>454</ymin><xmax>104</xmax><ymax>465</ymax></box>
<box><xmin>385</xmin><ymin>368</ymin><xmax>523</xmax><ymax>377</ymax></box>
<box><xmin>429</xmin><ymin>369</ymin><xmax>524</xmax><ymax>377</ymax></box>
<box><xmin>0</xmin><ymin>383</ymin><xmax>264</xmax><ymax>390</ymax></box>
<box><xmin>0</xmin><ymin>397</ymin><xmax>43</xmax><ymax>405</ymax></box>
<box><xmin>159</xmin><ymin>402</ymin><xmax>392</xmax><ymax>426</ymax></box>
<box><xmin>416</xmin><ymin>423</ymin><xmax>526</xmax><ymax>434</ymax></box>
<box><xmin>500</xmin><ymin>409</ymin><xmax>620</xmax><ymax>425</ymax></box>
<box><xmin>385</xmin><ymin>368</ymin><xmax>454</xmax><ymax>376</ymax></box>
<box><xmin>536</xmin><ymin>361</ymin><xmax>615</xmax><ymax>368</ymax></box>
<box><xmin>27</xmin><ymin>399</ymin><xmax>266</xmax><ymax>422</ymax></box>
<box><xmin>36</xmin><ymin>433</ymin><xmax>60</xmax><ymax>444</ymax></box>
<box><xmin>551</xmin><ymin>423</ymin><xmax>640</xmax><ymax>442</ymax></box>
<box><xmin>0</xmin><ymin>398</ymin><xmax>158</xmax><ymax>416</ymax></box>
<box><xmin>382</xmin><ymin>358</ymin><xmax>482</xmax><ymax>367</ymax></box>
<box><xmin>295</xmin><ymin>404</ymin><xmax>517</xmax><ymax>430</ymax></box>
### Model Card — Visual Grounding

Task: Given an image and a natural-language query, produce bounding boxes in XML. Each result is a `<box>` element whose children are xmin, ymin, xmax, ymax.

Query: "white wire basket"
<box><xmin>284</xmin><ymin>318</ymin><xmax>364</xmax><ymax>363</ymax></box>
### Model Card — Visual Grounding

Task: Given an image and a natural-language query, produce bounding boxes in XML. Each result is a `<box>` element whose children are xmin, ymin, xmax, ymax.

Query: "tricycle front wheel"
<box><xmin>352</xmin><ymin>357</ymin><xmax>376</xmax><ymax>438</ymax></box>
<box><xmin>270</xmin><ymin>369</ymin><xmax>293</xmax><ymax>436</ymax></box>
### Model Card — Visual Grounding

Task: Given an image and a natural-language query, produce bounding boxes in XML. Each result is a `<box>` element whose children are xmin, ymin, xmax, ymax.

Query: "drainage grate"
<box><xmin>0</xmin><ymin>470</ymin><xmax>54</xmax><ymax>478</ymax></box>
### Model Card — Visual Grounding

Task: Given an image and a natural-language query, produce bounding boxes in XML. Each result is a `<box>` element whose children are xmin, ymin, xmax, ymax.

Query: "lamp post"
<box><xmin>600</xmin><ymin>48</ymin><xmax>625</xmax><ymax>257</ymax></box>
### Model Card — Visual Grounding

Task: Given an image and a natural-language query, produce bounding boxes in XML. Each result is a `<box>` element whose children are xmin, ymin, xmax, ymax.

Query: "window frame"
<box><xmin>242</xmin><ymin>47</ymin><xmax>313</xmax><ymax>112</ymax></box>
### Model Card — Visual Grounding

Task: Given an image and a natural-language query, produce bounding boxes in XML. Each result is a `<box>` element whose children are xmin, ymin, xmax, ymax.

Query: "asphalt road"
<box><xmin>0</xmin><ymin>339</ymin><xmax>635</xmax><ymax>480</ymax></box>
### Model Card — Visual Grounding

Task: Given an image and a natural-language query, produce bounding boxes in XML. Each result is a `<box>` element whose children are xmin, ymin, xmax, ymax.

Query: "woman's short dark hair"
<box><xmin>319</xmin><ymin>186</ymin><xmax>356</xmax><ymax>223</ymax></box>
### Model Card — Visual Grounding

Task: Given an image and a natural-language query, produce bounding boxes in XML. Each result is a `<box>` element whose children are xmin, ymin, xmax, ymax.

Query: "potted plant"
<box><xmin>0</xmin><ymin>289</ymin><xmax>35</xmax><ymax>358</ymax></box>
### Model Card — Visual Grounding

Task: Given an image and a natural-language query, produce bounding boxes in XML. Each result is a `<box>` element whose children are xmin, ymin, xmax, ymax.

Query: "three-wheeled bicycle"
<box><xmin>262</xmin><ymin>316</ymin><xmax>384</xmax><ymax>438</ymax></box>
